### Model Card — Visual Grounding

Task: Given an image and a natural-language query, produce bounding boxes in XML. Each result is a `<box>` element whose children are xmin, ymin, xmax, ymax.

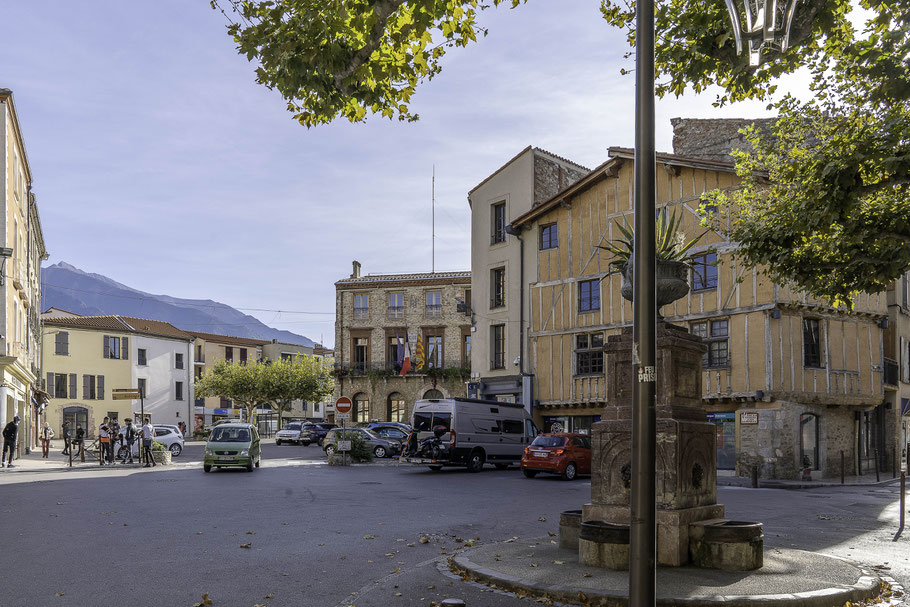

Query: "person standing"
<box><xmin>61</xmin><ymin>421</ymin><xmax>71</xmax><ymax>456</ymax></box>
<box><xmin>99</xmin><ymin>417</ymin><xmax>111</xmax><ymax>466</ymax></box>
<box><xmin>2</xmin><ymin>416</ymin><xmax>20</xmax><ymax>468</ymax></box>
<box><xmin>141</xmin><ymin>417</ymin><xmax>156</xmax><ymax>467</ymax></box>
<box><xmin>74</xmin><ymin>424</ymin><xmax>85</xmax><ymax>462</ymax></box>
<box><xmin>122</xmin><ymin>418</ymin><xmax>136</xmax><ymax>464</ymax></box>
<box><xmin>110</xmin><ymin>419</ymin><xmax>121</xmax><ymax>464</ymax></box>
<box><xmin>40</xmin><ymin>422</ymin><xmax>54</xmax><ymax>458</ymax></box>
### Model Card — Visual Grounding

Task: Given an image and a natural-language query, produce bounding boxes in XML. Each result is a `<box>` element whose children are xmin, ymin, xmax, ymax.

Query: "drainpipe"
<box><xmin>505</xmin><ymin>224</ymin><xmax>526</xmax><ymax>405</ymax></box>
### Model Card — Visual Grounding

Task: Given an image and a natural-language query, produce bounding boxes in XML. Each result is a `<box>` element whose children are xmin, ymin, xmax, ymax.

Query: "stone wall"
<box><xmin>671</xmin><ymin>117</ymin><xmax>775</xmax><ymax>161</ymax></box>
<box><xmin>533</xmin><ymin>154</ymin><xmax>589</xmax><ymax>204</ymax></box>
<box><xmin>336</xmin><ymin>374</ymin><xmax>466</xmax><ymax>423</ymax></box>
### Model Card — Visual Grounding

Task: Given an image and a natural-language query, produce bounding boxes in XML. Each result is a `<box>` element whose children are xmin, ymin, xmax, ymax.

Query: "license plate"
<box><xmin>217</xmin><ymin>456</ymin><xmax>234</xmax><ymax>461</ymax></box>
<box><xmin>533</xmin><ymin>451</ymin><xmax>548</xmax><ymax>457</ymax></box>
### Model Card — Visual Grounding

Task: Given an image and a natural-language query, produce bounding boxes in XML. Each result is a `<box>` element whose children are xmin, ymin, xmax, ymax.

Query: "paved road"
<box><xmin>0</xmin><ymin>451</ymin><xmax>906</xmax><ymax>607</ymax></box>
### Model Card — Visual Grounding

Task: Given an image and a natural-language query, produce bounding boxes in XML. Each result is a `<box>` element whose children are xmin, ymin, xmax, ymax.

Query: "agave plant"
<box><xmin>600</xmin><ymin>208</ymin><xmax>703</xmax><ymax>274</ymax></box>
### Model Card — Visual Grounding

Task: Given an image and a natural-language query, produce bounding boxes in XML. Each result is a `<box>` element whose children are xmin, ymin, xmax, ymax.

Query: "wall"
<box><xmin>671</xmin><ymin>117</ymin><xmax>775</xmax><ymax>160</ymax></box>
<box><xmin>133</xmin><ymin>335</ymin><xmax>193</xmax><ymax>426</ymax></box>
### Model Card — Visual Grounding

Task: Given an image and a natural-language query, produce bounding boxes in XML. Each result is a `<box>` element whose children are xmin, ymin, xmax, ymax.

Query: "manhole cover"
<box><xmin>358</xmin><ymin>481</ymin><xmax>382</xmax><ymax>485</ymax></box>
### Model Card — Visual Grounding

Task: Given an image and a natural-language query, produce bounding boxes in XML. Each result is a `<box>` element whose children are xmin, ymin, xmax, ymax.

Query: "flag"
<box><xmin>396</xmin><ymin>332</ymin><xmax>404</xmax><ymax>365</ymax></box>
<box><xmin>415</xmin><ymin>330</ymin><xmax>425</xmax><ymax>370</ymax></box>
<box><xmin>399</xmin><ymin>335</ymin><xmax>412</xmax><ymax>376</ymax></box>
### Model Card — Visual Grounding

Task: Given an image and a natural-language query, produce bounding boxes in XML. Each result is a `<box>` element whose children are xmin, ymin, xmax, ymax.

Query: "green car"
<box><xmin>203</xmin><ymin>423</ymin><xmax>262</xmax><ymax>472</ymax></box>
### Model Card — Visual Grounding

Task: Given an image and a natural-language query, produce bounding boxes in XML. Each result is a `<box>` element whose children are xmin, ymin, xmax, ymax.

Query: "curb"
<box><xmin>718</xmin><ymin>478</ymin><xmax>901</xmax><ymax>490</ymax></box>
<box><xmin>450</xmin><ymin>552</ymin><xmax>885</xmax><ymax>607</ymax></box>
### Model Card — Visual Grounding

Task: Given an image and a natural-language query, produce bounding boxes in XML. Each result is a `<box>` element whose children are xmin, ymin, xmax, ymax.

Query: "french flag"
<box><xmin>399</xmin><ymin>335</ymin><xmax>412</xmax><ymax>376</ymax></box>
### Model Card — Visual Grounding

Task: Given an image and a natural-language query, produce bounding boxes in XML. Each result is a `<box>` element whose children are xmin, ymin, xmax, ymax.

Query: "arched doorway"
<box><xmin>423</xmin><ymin>389</ymin><xmax>444</xmax><ymax>400</ymax></box>
<box><xmin>353</xmin><ymin>393</ymin><xmax>370</xmax><ymax>423</ymax></box>
<box><xmin>387</xmin><ymin>393</ymin><xmax>406</xmax><ymax>422</ymax></box>
<box><xmin>799</xmin><ymin>413</ymin><xmax>820</xmax><ymax>470</ymax></box>
<box><xmin>63</xmin><ymin>406</ymin><xmax>88</xmax><ymax>436</ymax></box>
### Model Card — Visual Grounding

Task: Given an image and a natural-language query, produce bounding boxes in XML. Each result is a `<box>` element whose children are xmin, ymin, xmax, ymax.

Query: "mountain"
<box><xmin>41</xmin><ymin>262</ymin><xmax>317</xmax><ymax>347</ymax></box>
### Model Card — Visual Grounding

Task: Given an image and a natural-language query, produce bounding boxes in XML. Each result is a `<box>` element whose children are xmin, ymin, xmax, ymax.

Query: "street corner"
<box><xmin>450</xmin><ymin>538</ymin><xmax>893</xmax><ymax>607</ymax></box>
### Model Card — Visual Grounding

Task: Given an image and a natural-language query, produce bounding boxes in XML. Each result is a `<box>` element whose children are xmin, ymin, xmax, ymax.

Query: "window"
<box><xmin>803</xmin><ymin>318</ymin><xmax>822</xmax><ymax>368</ymax></box>
<box><xmin>52</xmin><ymin>373</ymin><xmax>68</xmax><ymax>399</ymax></box>
<box><xmin>138</xmin><ymin>349</ymin><xmax>147</xmax><ymax>366</ymax></box>
<box><xmin>387</xmin><ymin>393</ymin><xmax>406</xmax><ymax>422</ymax></box>
<box><xmin>225</xmin><ymin>346</ymin><xmax>233</xmax><ymax>362</ymax></box>
<box><xmin>540</xmin><ymin>223</ymin><xmax>558</xmax><ymax>250</ymax></box>
<box><xmin>578</xmin><ymin>280</ymin><xmax>601</xmax><ymax>312</ymax></box>
<box><xmin>462</xmin><ymin>333</ymin><xmax>471</xmax><ymax>366</ymax></box>
<box><xmin>138</xmin><ymin>378</ymin><xmax>147</xmax><ymax>398</ymax></box>
<box><xmin>83</xmin><ymin>375</ymin><xmax>96</xmax><ymax>400</ymax></box>
<box><xmin>692</xmin><ymin>253</ymin><xmax>718</xmax><ymax>291</ymax></box>
<box><xmin>176</xmin><ymin>381</ymin><xmax>184</xmax><ymax>401</ymax></box>
<box><xmin>240</xmin><ymin>348</ymin><xmax>247</xmax><ymax>364</ymax></box>
<box><xmin>103</xmin><ymin>335</ymin><xmax>128</xmax><ymax>360</ymax></box>
<box><xmin>353</xmin><ymin>336</ymin><xmax>369</xmax><ymax>372</ymax></box>
<box><xmin>354</xmin><ymin>293</ymin><xmax>369</xmax><ymax>320</ymax></box>
<box><xmin>691</xmin><ymin>319</ymin><xmax>729</xmax><ymax>367</ymax></box>
<box><xmin>425</xmin><ymin>333</ymin><xmax>443</xmax><ymax>368</ymax></box>
<box><xmin>354</xmin><ymin>393</ymin><xmax>370</xmax><ymax>423</ymax></box>
<box><xmin>575</xmin><ymin>333</ymin><xmax>604</xmax><ymax>375</ymax></box>
<box><xmin>388</xmin><ymin>292</ymin><xmax>404</xmax><ymax>319</ymax></box>
<box><xmin>799</xmin><ymin>413</ymin><xmax>820</xmax><ymax>470</ymax></box>
<box><xmin>388</xmin><ymin>336</ymin><xmax>403</xmax><ymax>371</ymax></box>
<box><xmin>490</xmin><ymin>267</ymin><xmax>505</xmax><ymax>308</ymax></box>
<box><xmin>425</xmin><ymin>291</ymin><xmax>442</xmax><ymax>317</ymax></box>
<box><xmin>196</xmin><ymin>344</ymin><xmax>204</xmax><ymax>362</ymax></box>
<box><xmin>175</xmin><ymin>352</ymin><xmax>184</xmax><ymax>369</ymax></box>
<box><xmin>55</xmin><ymin>331</ymin><xmax>69</xmax><ymax>355</ymax></box>
<box><xmin>491</xmin><ymin>324</ymin><xmax>505</xmax><ymax>370</ymax></box>
<box><xmin>491</xmin><ymin>202</ymin><xmax>506</xmax><ymax>244</ymax></box>
<box><xmin>502</xmin><ymin>419</ymin><xmax>523</xmax><ymax>434</ymax></box>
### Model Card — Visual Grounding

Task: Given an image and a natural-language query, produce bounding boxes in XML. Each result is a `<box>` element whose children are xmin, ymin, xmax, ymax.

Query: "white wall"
<box><xmin>132</xmin><ymin>335</ymin><xmax>193</xmax><ymax>426</ymax></box>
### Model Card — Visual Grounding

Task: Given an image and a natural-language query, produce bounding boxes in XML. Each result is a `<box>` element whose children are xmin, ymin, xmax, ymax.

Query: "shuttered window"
<box><xmin>55</xmin><ymin>331</ymin><xmax>69</xmax><ymax>355</ymax></box>
<box><xmin>103</xmin><ymin>336</ymin><xmax>129</xmax><ymax>359</ymax></box>
<box><xmin>68</xmin><ymin>374</ymin><xmax>77</xmax><ymax>399</ymax></box>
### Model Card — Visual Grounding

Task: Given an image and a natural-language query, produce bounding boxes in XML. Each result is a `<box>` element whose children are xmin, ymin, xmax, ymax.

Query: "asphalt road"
<box><xmin>0</xmin><ymin>447</ymin><xmax>907</xmax><ymax>607</ymax></box>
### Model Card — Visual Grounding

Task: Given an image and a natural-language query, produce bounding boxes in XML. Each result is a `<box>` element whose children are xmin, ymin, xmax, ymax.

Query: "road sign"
<box><xmin>337</xmin><ymin>440</ymin><xmax>351</xmax><ymax>452</ymax></box>
<box><xmin>335</xmin><ymin>397</ymin><xmax>353</xmax><ymax>414</ymax></box>
<box><xmin>335</xmin><ymin>412</ymin><xmax>351</xmax><ymax>421</ymax></box>
<box><xmin>112</xmin><ymin>390</ymin><xmax>141</xmax><ymax>400</ymax></box>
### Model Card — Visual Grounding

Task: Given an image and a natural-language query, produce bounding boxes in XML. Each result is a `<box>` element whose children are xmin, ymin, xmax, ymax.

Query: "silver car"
<box><xmin>323</xmin><ymin>427</ymin><xmax>401</xmax><ymax>458</ymax></box>
<box><xmin>275</xmin><ymin>421</ymin><xmax>307</xmax><ymax>446</ymax></box>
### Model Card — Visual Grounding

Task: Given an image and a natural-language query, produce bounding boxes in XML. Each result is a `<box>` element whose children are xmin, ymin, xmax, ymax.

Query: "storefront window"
<box><xmin>706</xmin><ymin>412</ymin><xmax>736</xmax><ymax>470</ymax></box>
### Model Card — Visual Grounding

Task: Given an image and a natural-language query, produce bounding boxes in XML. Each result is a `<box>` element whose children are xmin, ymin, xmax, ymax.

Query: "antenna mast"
<box><xmin>432</xmin><ymin>165</ymin><xmax>435</xmax><ymax>273</ymax></box>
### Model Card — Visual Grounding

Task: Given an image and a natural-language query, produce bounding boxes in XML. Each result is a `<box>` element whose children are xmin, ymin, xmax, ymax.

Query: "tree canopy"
<box><xmin>213</xmin><ymin>0</ymin><xmax>910</xmax><ymax>305</ymax></box>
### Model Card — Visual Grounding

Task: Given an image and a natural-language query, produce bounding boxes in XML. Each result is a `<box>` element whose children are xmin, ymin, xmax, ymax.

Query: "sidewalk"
<box><xmin>717</xmin><ymin>470</ymin><xmax>904</xmax><ymax>489</ymax></box>
<box><xmin>2</xmin><ymin>440</ymin><xmax>151</xmax><ymax>474</ymax></box>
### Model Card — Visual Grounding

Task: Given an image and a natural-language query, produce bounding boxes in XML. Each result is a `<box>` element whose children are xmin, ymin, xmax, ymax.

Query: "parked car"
<box><xmin>370</xmin><ymin>425</ymin><xmax>410</xmax><ymax>442</ymax></box>
<box><xmin>119</xmin><ymin>426</ymin><xmax>185</xmax><ymax>458</ymax></box>
<box><xmin>275</xmin><ymin>421</ymin><xmax>307</xmax><ymax>445</ymax></box>
<box><xmin>400</xmin><ymin>398</ymin><xmax>539</xmax><ymax>472</ymax></box>
<box><xmin>322</xmin><ymin>427</ymin><xmax>401</xmax><ymax>458</ymax></box>
<box><xmin>203</xmin><ymin>423</ymin><xmax>262</xmax><ymax>472</ymax></box>
<box><xmin>154</xmin><ymin>424</ymin><xmax>184</xmax><ymax>438</ymax></box>
<box><xmin>301</xmin><ymin>422</ymin><xmax>337</xmax><ymax>446</ymax></box>
<box><xmin>520</xmin><ymin>433</ymin><xmax>591</xmax><ymax>480</ymax></box>
<box><xmin>355</xmin><ymin>421</ymin><xmax>412</xmax><ymax>433</ymax></box>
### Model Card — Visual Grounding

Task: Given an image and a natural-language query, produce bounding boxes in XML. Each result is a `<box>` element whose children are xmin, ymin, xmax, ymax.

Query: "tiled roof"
<box><xmin>186</xmin><ymin>331</ymin><xmax>270</xmax><ymax>347</ymax></box>
<box><xmin>43</xmin><ymin>315</ymin><xmax>193</xmax><ymax>340</ymax></box>
<box><xmin>335</xmin><ymin>270</ymin><xmax>471</xmax><ymax>287</ymax></box>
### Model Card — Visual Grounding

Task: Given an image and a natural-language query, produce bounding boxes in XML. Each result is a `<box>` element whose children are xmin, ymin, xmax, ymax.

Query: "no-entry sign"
<box><xmin>335</xmin><ymin>397</ymin><xmax>353</xmax><ymax>414</ymax></box>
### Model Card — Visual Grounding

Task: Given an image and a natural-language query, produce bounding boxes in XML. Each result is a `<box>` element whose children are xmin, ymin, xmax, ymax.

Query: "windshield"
<box><xmin>210</xmin><ymin>427</ymin><xmax>251</xmax><ymax>442</ymax></box>
<box><xmin>283</xmin><ymin>423</ymin><xmax>301</xmax><ymax>431</ymax></box>
<box><xmin>531</xmin><ymin>436</ymin><xmax>566</xmax><ymax>448</ymax></box>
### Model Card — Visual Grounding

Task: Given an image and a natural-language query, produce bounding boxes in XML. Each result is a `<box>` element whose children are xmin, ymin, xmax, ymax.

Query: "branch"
<box><xmin>333</xmin><ymin>0</ymin><xmax>410</xmax><ymax>94</ymax></box>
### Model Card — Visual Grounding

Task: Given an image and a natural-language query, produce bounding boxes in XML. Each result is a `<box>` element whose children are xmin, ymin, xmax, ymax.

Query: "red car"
<box><xmin>520</xmin><ymin>433</ymin><xmax>592</xmax><ymax>480</ymax></box>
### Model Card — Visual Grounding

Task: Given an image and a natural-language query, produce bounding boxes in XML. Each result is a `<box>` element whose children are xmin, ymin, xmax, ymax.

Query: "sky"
<box><xmin>1</xmin><ymin>0</ymin><xmax>784</xmax><ymax>348</ymax></box>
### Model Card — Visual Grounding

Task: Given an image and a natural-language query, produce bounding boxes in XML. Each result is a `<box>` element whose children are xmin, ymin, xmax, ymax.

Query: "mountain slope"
<box><xmin>41</xmin><ymin>262</ymin><xmax>316</xmax><ymax>347</ymax></box>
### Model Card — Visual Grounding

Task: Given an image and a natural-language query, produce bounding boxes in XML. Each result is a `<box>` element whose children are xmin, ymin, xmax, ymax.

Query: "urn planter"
<box><xmin>620</xmin><ymin>260</ymin><xmax>690</xmax><ymax>314</ymax></box>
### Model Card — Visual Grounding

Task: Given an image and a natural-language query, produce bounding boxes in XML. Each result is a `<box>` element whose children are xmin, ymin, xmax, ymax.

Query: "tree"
<box><xmin>194</xmin><ymin>360</ymin><xmax>272</xmax><ymax>424</ymax></box>
<box><xmin>262</xmin><ymin>356</ymin><xmax>335</xmax><ymax>427</ymax></box>
<box><xmin>213</xmin><ymin>0</ymin><xmax>910</xmax><ymax>305</ymax></box>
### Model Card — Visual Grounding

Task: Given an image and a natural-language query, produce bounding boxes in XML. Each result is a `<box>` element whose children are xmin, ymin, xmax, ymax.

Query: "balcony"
<box><xmin>387</xmin><ymin>306</ymin><xmax>405</xmax><ymax>320</ymax></box>
<box><xmin>194</xmin><ymin>354</ymin><xmax>205</xmax><ymax>365</ymax></box>
<box><xmin>884</xmin><ymin>357</ymin><xmax>899</xmax><ymax>388</ymax></box>
<box><xmin>425</xmin><ymin>304</ymin><xmax>442</xmax><ymax>318</ymax></box>
<box><xmin>335</xmin><ymin>360</ymin><xmax>470</xmax><ymax>379</ymax></box>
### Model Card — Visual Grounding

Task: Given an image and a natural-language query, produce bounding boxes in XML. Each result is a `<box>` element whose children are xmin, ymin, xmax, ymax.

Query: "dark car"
<box><xmin>368</xmin><ymin>424</ymin><xmax>411</xmax><ymax>442</ymax></box>
<box><xmin>301</xmin><ymin>422</ymin><xmax>337</xmax><ymax>446</ymax></box>
<box><xmin>520</xmin><ymin>433</ymin><xmax>592</xmax><ymax>481</ymax></box>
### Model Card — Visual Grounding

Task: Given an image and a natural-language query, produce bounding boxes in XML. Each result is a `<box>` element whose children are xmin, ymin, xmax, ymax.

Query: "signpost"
<box><xmin>335</xmin><ymin>397</ymin><xmax>353</xmax><ymax>462</ymax></box>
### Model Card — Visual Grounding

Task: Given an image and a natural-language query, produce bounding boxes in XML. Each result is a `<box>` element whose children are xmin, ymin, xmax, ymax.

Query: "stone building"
<box><xmin>883</xmin><ymin>274</ymin><xmax>910</xmax><ymax>471</ymax></box>
<box><xmin>508</xmin><ymin>145</ymin><xmax>891</xmax><ymax>480</ymax></box>
<box><xmin>333</xmin><ymin>262</ymin><xmax>471</xmax><ymax>423</ymax></box>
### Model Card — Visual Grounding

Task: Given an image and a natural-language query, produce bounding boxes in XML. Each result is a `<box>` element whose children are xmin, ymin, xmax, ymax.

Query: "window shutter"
<box><xmin>121</xmin><ymin>337</ymin><xmax>129</xmax><ymax>360</ymax></box>
<box><xmin>97</xmin><ymin>376</ymin><xmax>104</xmax><ymax>400</ymax></box>
<box><xmin>103</xmin><ymin>335</ymin><xmax>110</xmax><ymax>358</ymax></box>
<box><xmin>83</xmin><ymin>374</ymin><xmax>90</xmax><ymax>400</ymax></box>
<box><xmin>47</xmin><ymin>372</ymin><xmax>54</xmax><ymax>397</ymax></box>
<box><xmin>68</xmin><ymin>374</ymin><xmax>77</xmax><ymax>399</ymax></box>
<box><xmin>55</xmin><ymin>332</ymin><xmax>64</xmax><ymax>355</ymax></box>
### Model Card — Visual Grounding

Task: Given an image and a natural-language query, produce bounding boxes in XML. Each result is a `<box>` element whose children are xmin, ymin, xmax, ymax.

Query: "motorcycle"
<box><xmin>404</xmin><ymin>425</ymin><xmax>449</xmax><ymax>459</ymax></box>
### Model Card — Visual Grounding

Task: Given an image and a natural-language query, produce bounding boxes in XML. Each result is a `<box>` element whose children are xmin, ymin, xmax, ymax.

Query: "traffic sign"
<box><xmin>335</xmin><ymin>412</ymin><xmax>351</xmax><ymax>421</ymax></box>
<box><xmin>335</xmin><ymin>397</ymin><xmax>353</xmax><ymax>414</ymax></box>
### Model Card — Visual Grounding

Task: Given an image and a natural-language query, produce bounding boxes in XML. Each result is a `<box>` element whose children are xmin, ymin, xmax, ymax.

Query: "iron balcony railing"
<box><xmin>387</xmin><ymin>306</ymin><xmax>405</xmax><ymax>320</ymax></box>
<box><xmin>353</xmin><ymin>306</ymin><xmax>369</xmax><ymax>320</ymax></box>
<box><xmin>335</xmin><ymin>360</ymin><xmax>470</xmax><ymax>377</ymax></box>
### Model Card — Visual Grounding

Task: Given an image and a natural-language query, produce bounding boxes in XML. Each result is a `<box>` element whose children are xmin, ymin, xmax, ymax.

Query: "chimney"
<box><xmin>351</xmin><ymin>260</ymin><xmax>361</xmax><ymax>278</ymax></box>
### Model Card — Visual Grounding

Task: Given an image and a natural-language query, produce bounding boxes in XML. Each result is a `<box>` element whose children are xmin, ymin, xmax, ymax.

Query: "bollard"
<box><xmin>894</xmin><ymin>472</ymin><xmax>905</xmax><ymax>542</ymax></box>
<box><xmin>894</xmin><ymin>448</ymin><xmax>898</xmax><ymax>480</ymax></box>
<box><xmin>841</xmin><ymin>450</ymin><xmax>845</xmax><ymax>485</ymax></box>
<box><xmin>751</xmin><ymin>465</ymin><xmax>759</xmax><ymax>488</ymax></box>
<box><xmin>875</xmin><ymin>448</ymin><xmax>881</xmax><ymax>483</ymax></box>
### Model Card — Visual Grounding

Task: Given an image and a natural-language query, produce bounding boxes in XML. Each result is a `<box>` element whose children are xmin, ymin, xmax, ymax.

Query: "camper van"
<box><xmin>400</xmin><ymin>398</ymin><xmax>539</xmax><ymax>472</ymax></box>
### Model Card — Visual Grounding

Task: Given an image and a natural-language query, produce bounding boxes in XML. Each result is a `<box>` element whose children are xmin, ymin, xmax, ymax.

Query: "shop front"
<box><xmin>706</xmin><ymin>412</ymin><xmax>736</xmax><ymax>470</ymax></box>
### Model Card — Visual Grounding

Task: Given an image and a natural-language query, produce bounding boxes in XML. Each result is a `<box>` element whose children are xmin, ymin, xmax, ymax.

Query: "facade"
<box><xmin>883</xmin><ymin>274</ymin><xmax>910</xmax><ymax>472</ymax></box>
<box><xmin>313</xmin><ymin>344</ymin><xmax>334</xmax><ymax>420</ymax></box>
<box><xmin>40</xmin><ymin>314</ymin><xmax>194</xmax><ymax>435</ymax></box>
<box><xmin>190</xmin><ymin>331</ymin><xmax>267</xmax><ymax>429</ymax></box>
<box><xmin>509</xmin><ymin>146</ymin><xmax>891</xmax><ymax>480</ymax></box>
<box><xmin>0</xmin><ymin>88</ymin><xmax>48</xmax><ymax>458</ymax></box>
<box><xmin>468</xmin><ymin>146</ymin><xmax>588</xmax><ymax>406</ymax></box>
<box><xmin>333</xmin><ymin>261</ymin><xmax>471</xmax><ymax>423</ymax></box>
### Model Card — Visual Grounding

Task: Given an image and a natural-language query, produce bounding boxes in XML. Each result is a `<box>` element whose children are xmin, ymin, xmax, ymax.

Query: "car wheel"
<box><xmin>169</xmin><ymin>443</ymin><xmax>182</xmax><ymax>457</ymax></box>
<box><xmin>302</xmin><ymin>441</ymin><xmax>310</xmax><ymax>446</ymax></box>
<box><xmin>325</xmin><ymin>445</ymin><xmax>336</xmax><ymax>456</ymax></box>
<box><xmin>203</xmin><ymin>464</ymin><xmax>212</xmax><ymax>473</ymax></box>
<box><xmin>467</xmin><ymin>450</ymin><xmax>485</xmax><ymax>473</ymax></box>
<box><xmin>275</xmin><ymin>440</ymin><xmax>282</xmax><ymax>446</ymax></box>
<box><xmin>494</xmin><ymin>463</ymin><xmax>510</xmax><ymax>470</ymax></box>
<box><xmin>428</xmin><ymin>465</ymin><xmax>443</xmax><ymax>471</ymax></box>
<box><xmin>561</xmin><ymin>462</ymin><xmax>578</xmax><ymax>481</ymax></box>
<box><xmin>522</xmin><ymin>469</ymin><xmax>538</xmax><ymax>478</ymax></box>
<box><xmin>247</xmin><ymin>461</ymin><xmax>254</xmax><ymax>472</ymax></box>
<box><xmin>374</xmin><ymin>446</ymin><xmax>387</xmax><ymax>458</ymax></box>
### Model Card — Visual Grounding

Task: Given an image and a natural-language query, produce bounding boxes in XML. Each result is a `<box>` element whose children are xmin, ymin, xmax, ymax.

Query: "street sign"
<box><xmin>112</xmin><ymin>390</ymin><xmax>141</xmax><ymax>400</ymax></box>
<box><xmin>337</xmin><ymin>440</ymin><xmax>351</xmax><ymax>452</ymax></box>
<box><xmin>335</xmin><ymin>412</ymin><xmax>351</xmax><ymax>421</ymax></box>
<box><xmin>335</xmin><ymin>397</ymin><xmax>353</xmax><ymax>414</ymax></box>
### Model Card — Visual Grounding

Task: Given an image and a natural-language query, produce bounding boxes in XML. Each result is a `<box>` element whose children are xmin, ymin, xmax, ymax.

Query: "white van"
<box><xmin>400</xmin><ymin>398</ymin><xmax>539</xmax><ymax>472</ymax></box>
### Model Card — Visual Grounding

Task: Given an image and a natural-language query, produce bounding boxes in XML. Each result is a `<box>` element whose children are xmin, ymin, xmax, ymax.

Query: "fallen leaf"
<box><xmin>193</xmin><ymin>593</ymin><xmax>213</xmax><ymax>607</ymax></box>
<box><xmin>264</xmin><ymin>593</ymin><xmax>273</xmax><ymax>598</ymax></box>
<box><xmin>553</xmin><ymin>560</ymin><xmax>564</xmax><ymax>565</ymax></box>
<box><xmin>406</xmin><ymin>543</ymin><xmax>415</xmax><ymax>547</ymax></box>
<box><xmin>55</xmin><ymin>592</ymin><xmax>64</xmax><ymax>597</ymax></box>
<box><xmin>418</xmin><ymin>536</ymin><xmax>429</xmax><ymax>544</ymax></box>
<box><xmin>363</xmin><ymin>534</ymin><xmax>375</xmax><ymax>539</ymax></box>
<box><xmin>583</xmin><ymin>573</ymin><xmax>592</xmax><ymax>578</ymax></box>
<box><xmin>394</xmin><ymin>592</ymin><xmax>402</xmax><ymax>597</ymax></box>
<box><xmin>547</xmin><ymin>531</ymin><xmax>557</xmax><ymax>537</ymax></box>
<box><xmin>246</xmin><ymin>531</ymin><xmax>256</xmax><ymax>535</ymax></box>
<box><xmin>240</xmin><ymin>543</ymin><xmax>251</xmax><ymax>549</ymax></box>
<box><xmin>56</xmin><ymin>502</ymin><xmax>66</xmax><ymax>505</ymax></box>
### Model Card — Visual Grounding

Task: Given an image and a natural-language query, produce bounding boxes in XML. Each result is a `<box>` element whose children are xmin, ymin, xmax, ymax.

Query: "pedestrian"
<box><xmin>122</xmin><ymin>418</ymin><xmax>136</xmax><ymax>464</ymax></box>
<box><xmin>110</xmin><ymin>418</ymin><xmax>121</xmax><ymax>463</ymax></box>
<box><xmin>99</xmin><ymin>417</ymin><xmax>111</xmax><ymax>466</ymax></box>
<box><xmin>141</xmin><ymin>417</ymin><xmax>156</xmax><ymax>467</ymax></box>
<box><xmin>61</xmin><ymin>420</ymin><xmax>71</xmax><ymax>456</ymax></box>
<box><xmin>178</xmin><ymin>421</ymin><xmax>186</xmax><ymax>437</ymax></box>
<box><xmin>2</xmin><ymin>416</ymin><xmax>20</xmax><ymax>468</ymax></box>
<box><xmin>40</xmin><ymin>421</ymin><xmax>54</xmax><ymax>458</ymax></box>
<box><xmin>74</xmin><ymin>424</ymin><xmax>85</xmax><ymax>462</ymax></box>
